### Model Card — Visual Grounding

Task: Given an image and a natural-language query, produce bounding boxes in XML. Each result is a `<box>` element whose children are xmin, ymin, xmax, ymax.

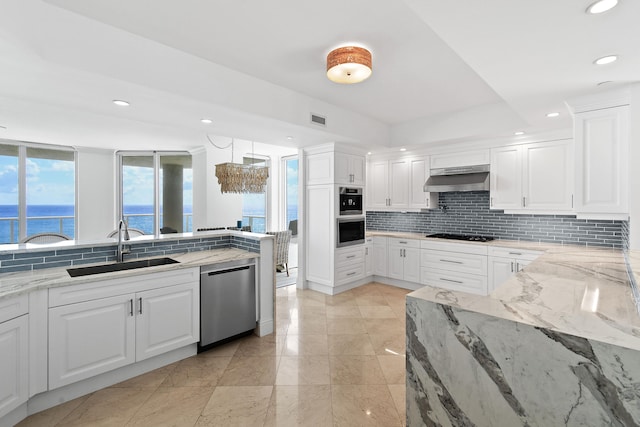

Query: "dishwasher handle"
<box><xmin>205</xmin><ymin>265</ymin><xmax>251</xmax><ymax>276</ymax></box>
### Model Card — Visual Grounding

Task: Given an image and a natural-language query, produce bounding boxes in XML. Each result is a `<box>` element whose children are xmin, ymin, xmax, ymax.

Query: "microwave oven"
<box><xmin>339</xmin><ymin>187</ymin><xmax>363</xmax><ymax>215</ymax></box>
<box><xmin>336</xmin><ymin>217</ymin><xmax>365</xmax><ymax>248</ymax></box>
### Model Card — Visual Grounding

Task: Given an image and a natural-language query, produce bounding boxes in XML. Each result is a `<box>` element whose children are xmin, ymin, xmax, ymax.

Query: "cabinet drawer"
<box><xmin>335</xmin><ymin>264</ymin><xmax>364</xmax><ymax>285</ymax></box>
<box><xmin>388</xmin><ymin>238</ymin><xmax>420</xmax><ymax>248</ymax></box>
<box><xmin>421</xmin><ymin>268</ymin><xmax>488</xmax><ymax>296</ymax></box>
<box><xmin>421</xmin><ymin>250</ymin><xmax>487</xmax><ymax>276</ymax></box>
<box><xmin>420</xmin><ymin>240</ymin><xmax>488</xmax><ymax>255</ymax></box>
<box><xmin>487</xmin><ymin>246</ymin><xmax>542</xmax><ymax>261</ymax></box>
<box><xmin>335</xmin><ymin>247</ymin><xmax>364</xmax><ymax>269</ymax></box>
<box><xmin>0</xmin><ymin>294</ymin><xmax>28</xmax><ymax>324</ymax></box>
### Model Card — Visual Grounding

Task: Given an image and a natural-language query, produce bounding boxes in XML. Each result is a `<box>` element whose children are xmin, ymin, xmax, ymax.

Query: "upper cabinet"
<box><xmin>490</xmin><ymin>140</ymin><xmax>574</xmax><ymax>212</ymax></box>
<box><xmin>367</xmin><ymin>155</ymin><xmax>437</xmax><ymax>211</ymax></box>
<box><xmin>306</xmin><ymin>147</ymin><xmax>365</xmax><ymax>186</ymax></box>
<box><xmin>573</xmin><ymin>105</ymin><xmax>628</xmax><ymax>216</ymax></box>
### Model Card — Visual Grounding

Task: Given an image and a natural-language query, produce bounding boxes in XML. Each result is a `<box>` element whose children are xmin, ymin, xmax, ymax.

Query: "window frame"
<box><xmin>0</xmin><ymin>138</ymin><xmax>77</xmax><ymax>243</ymax></box>
<box><xmin>241</xmin><ymin>154</ymin><xmax>271</xmax><ymax>233</ymax></box>
<box><xmin>280</xmin><ymin>154</ymin><xmax>299</xmax><ymax>231</ymax></box>
<box><xmin>116</xmin><ymin>150</ymin><xmax>192</xmax><ymax>237</ymax></box>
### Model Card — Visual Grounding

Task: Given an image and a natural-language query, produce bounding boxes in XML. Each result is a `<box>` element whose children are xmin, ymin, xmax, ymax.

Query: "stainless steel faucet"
<box><xmin>117</xmin><ymin>219</ymin><xmax>130</xmax><ymax>262</ymax></box>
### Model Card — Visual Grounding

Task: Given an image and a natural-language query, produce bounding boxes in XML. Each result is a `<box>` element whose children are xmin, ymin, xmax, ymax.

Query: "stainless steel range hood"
<box><xmin>423</xmin><ymin>164</ymin><xmax>490</xmax><ymax>192</ymax></box>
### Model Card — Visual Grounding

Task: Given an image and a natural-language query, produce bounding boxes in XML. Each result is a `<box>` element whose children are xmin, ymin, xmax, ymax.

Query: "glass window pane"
<box><xmin>0</xmin><ymin>144</ymin><xmax>19</xmax><ymax>243</ymax></box>
<box><xmin>25</xmin><ymin>147</ymin><xmax>75</xmax><ymax>239</ymax></box>
<box><xmin>122</xmin><ymin>156</ymin><xmax>154</xmax><ymax>234</ymax></box>
<box><xmin>242</xmin><ymin>157</ymin><xmax>267</xmax><ymax>233</ymax></box>
<box><xmin>285</xmin><ymin>158</ymin><xmax>298</xmax><ymax>230</ymax></box>
<box><xmin>159</xmin><ymin>154</ymin><xmax>192</xmax><ymax>233</ymax></box>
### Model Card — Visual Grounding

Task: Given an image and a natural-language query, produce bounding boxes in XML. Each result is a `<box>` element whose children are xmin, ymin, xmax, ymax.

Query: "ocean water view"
<box><xmin>0</xmin><ymin>205</ymin><xmax>194</xmax><ymax>244</ymax></box>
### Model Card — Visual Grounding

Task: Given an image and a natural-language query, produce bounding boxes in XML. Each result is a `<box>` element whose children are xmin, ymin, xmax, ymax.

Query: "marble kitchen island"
<box><xmin>406</xmin><ymin>245</ymin><xmax>640</xmax><ymax>426</ymax></box>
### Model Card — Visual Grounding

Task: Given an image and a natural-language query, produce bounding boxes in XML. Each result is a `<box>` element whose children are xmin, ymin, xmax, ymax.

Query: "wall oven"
<box><xmin>336</xmin><ymin>217</ymin><xmax>365</xmax><ymax>248</ymax></box>
<box><xmin>339</xmin><ymin>187</ymin><xmax>363</xmax><ymax>215</ymax></box>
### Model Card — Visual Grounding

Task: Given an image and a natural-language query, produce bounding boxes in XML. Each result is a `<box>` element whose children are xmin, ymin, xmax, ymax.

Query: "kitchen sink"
<box><xmin>67</xmin><ymin>257</ymin><xmax>179</xmax><ymax>277</ymax></box>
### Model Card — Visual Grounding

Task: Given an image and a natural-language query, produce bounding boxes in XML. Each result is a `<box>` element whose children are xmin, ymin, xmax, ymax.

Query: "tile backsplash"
<box><xmin>366</xmin><ymin>191</ymin><xmax>627</xmax><ymax>249</ymax></box>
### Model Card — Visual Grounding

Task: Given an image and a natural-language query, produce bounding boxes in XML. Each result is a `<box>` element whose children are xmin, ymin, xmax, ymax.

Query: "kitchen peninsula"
<box><xmin>406</xmin><ymin>241</ymin><xmax>640</xmax><ymax>426</ymax></box>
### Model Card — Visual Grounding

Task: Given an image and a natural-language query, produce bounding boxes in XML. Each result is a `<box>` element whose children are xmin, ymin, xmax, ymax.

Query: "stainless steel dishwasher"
<box><xmin>199</xmin><ymin>258</ymin><xmax>256</xmax><ymax>351</ymax></box>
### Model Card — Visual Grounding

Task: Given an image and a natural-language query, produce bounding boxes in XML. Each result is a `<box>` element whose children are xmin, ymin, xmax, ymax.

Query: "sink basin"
<box><xmin>67</xmin><ymin>257</ymin><xmax>179</xmax><ymax>277</ymax></box>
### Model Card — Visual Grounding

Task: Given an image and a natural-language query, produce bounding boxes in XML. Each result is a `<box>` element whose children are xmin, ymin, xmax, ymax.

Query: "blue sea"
<box><xmin>0</xmin><ymin>205</ymin><xmax>193</xmax><ymax>244</ymax></box>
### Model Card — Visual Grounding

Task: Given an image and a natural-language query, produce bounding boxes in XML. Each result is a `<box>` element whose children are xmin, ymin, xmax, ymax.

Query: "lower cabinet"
<box><xmin>0</xmin><ymin>314</ymin><xmax>28</xmax><ymax>418</ymax></box>
<box><xmin>387</xmin><ymin>238</ymin><xmax>420</xmax><ymax>283</ymax></box>
<box><xmin>48</xmin><ymin>272</ymin><xmax>199</xmax><ymax>390</ymax></box>
<box><xmin>364</xmin><ymin>238</ymin><xmax>373</xmax><ymax>277</ymax></box>
<box><xmin>335</xmin><ymin>246</ymin><xmax>365</xmax><ymax>286</ymax></box>
<box><xmin>420</xmin><ymin>240</ymin><xmax>488</xmax><ymax>295</ymax></box>
<box><xmin>488</xmin><ymin>247</ymin><xmax>542</xmax><ymax>292</ymax></box>
<box><xmin>372</xmin><ymin>237</ymin><xmax>388</xmax><ymax>277</ymax></box>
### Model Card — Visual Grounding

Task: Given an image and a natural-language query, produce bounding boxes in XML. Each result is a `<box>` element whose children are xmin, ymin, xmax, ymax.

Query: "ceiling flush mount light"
<box><xmin>112</xmin><ymin>100</ymin><xmax>130</xmax><ymax>107</ymax></box>
<box><xmin>201</xmin><ymin>118</ymin><xmax>213</xmax><ymax>124</ymax></box>
<box><xmin>546</xmin><ymin>112</ymin><xmax>560</xmax><ymax>118</ymax></box>
<box><xmin>586</xmin><ymin>0</ymin><xmax>618</xmax><ymax>14</ymax></box>
<box><xmin>326</xmin><ymin>46</ymin><xmax>372</xmax><ymax>84</ymax></box>
<box><xmin>594</xmin><ymin>55</ymin><xmax>618</xmax><ymax>65</ymax></box>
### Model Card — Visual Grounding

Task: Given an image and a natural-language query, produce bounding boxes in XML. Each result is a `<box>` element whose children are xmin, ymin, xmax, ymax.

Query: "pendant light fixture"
<box><xmin>326</xmin><ymin>46</ymin><xmax>372</xmax><ymax>84</ymax></box>
<box><xmin>210</xmin><ymin>136</ymin><xmax>269</xmax><ymax>194</ymax></box>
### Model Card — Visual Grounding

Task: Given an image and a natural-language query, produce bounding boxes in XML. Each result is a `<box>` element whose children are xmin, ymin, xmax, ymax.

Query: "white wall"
<box><xmin>76</xmin><ymin>147</ymin><xmax>116</xmax><ymax>240</ymax></box>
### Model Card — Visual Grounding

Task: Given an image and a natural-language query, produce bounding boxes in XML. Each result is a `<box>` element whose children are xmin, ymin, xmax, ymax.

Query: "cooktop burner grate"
<box><xmin>425</xmin><ymin>233</ymin><xmax>494</xmax><ymax>242</ymax></box>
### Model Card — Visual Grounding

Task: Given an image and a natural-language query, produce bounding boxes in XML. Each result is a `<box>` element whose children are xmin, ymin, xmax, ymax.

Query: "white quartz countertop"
<box><xmin>0</xmin><ymin>248</ymin><xmax>259</xmax><ymax>300</ymax></box>
<box><xmin>396</xmin><ymin>233</ymin><xmax>640</xmax><ymax>352</ymax></box>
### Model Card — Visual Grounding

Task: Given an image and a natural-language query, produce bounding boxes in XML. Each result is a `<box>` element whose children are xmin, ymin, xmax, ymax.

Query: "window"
<box><xmin>0</xmin><ymin>142</ymin><xmax>76</xmax><ymax>243</ymax></box>
<box><xmin>118</xmin><ymin>152</ymin><xmax>192</xmax><ymax>235</ymax></box>
<box><xmin>242</xmin><ymin>156</ymin><xmax>269</xmax><ymax>233</ymax></box>
<box><xmin>282</xmin><ymin>156</ymin><xmax>298</xmax><ymax>232</ymax></box>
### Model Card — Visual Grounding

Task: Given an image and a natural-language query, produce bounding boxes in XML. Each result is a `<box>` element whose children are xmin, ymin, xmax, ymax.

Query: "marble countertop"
<box><xmin>405</xmin><ymin>237</ymin><xmax>640</xmax><ymax>352</ymax></box>
<box><xmin>0</xmin><ymin>248</ymin><xmax>259</xmax><ymax>300</ymax></box>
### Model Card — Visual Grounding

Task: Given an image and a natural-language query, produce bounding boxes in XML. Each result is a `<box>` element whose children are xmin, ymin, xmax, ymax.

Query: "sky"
<box><xmin>0</xmin><ymin>155</ymin><xmax>75</xmax><ymax>205</ymax></box>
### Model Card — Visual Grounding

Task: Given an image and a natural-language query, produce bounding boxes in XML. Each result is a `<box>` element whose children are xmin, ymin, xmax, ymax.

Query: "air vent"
<box><xmin>310</xmin><ymin>113</ymin><xmax>326</xmax><ymax>126</ymax></box>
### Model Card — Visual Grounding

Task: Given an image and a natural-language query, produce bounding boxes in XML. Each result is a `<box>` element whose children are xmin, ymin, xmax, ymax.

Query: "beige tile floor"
<box><xmin>17</xmin><ymin>282</ymin><xmax>409</xmax><ymax>427</ymax></box>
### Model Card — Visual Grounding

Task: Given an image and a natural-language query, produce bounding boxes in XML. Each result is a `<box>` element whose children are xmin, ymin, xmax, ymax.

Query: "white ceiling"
<box><xmin>0</xmin><ymin>0</ymin><xmax>637</xmax><ymax>152</ymax></box>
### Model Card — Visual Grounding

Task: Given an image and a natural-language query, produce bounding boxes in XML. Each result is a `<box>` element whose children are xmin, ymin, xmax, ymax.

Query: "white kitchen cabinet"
<box><xmin>574</xmin><ymin>105</ymin><xmax>628</xmax><ymax>216</ymax></box>
<box><xmin>420</xmin><ymin>240</ymin><xmax>488</xmax><ymax>295</ymax></box>
<box><xmin>0</xmin><ymin>313</ymin><xmax>28</xmax><ymax>419</ymax></box>
<box><xmin>387</xmin><ymin>238</ymin><xmax>420</xmax><ymax>283</ymax></box>
<box><xmin>372</xmin><ymin>236</ymin><xmax>388</xmax><ymax>277</ymax></box>
<box><xmin>335</xmin><ymin>153</ymin><xmax>365</xmax><ymax>186</ymax></box>
<box><xmin>306</xmin><ymin>149</ymin><xmax>365</xmax><ymax>186</ymax></box>
<box><xmin>334</xmin><ymin>246</ymin><xmax>365</xmax><ymax>286</ymax></box>
<box><xmin>49</xmin><ymin>293</ymin><xmax>137</xmax><ymax>389</ymax></box>
<box><xmin>490</xmin><ymin>140</ymin><xmax>573</xmax><ymax>212</ymax></box>
<box><xmin>487</xmin><ymin>247</ymin><xmax>541</xmax><ymax>292</ymax></box>
<box><xmin>368</xmin><ymin>156</ymin><xmax>435</xmax><ymax>211</ymax></box>
<box><xmin>364</xmin><ymin>238</ymin><xmax>373</xmax><ymax>277</ymax></box>
<box><xmin>48</xmin><ymin>270</ymin><xmax>200</xmax><ymax>390</ymax></box>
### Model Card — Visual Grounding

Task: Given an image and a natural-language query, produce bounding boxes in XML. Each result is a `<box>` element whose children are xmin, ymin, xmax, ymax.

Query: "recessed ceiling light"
<box><xmin>514</xmin><ymin>131</ymin><xmax>525</xmax><ymax>136</ymax></box>
<box><xmin>594</xmin><ymin>55</ymin><xmax>618</xmax><ymax>65</ymax></box>
<box><xmin>400</xmin><ymin>148</ymin><xmax>407</xmax><ymax>152</ymax></box>
<box><xmin>546</xmin><ymin>112</ymin><xmax>560</xmax><ymax>118</ymax></box>
<box><xmin>201</xmin><ymin>118</ymin><xmax>213</xmax><ymax>124</ymax></box>
<box><xmin>367</xmin><ymin>152</ymin><xmax>372</xmax><ymax>155</ymax></box>
<box><xmin>112</xmin><ymin>100</ymin><xmax>130</xmax><ymax>107</ymax></box>
<box><xmin>286</xmin><ymin>136</ymin><xmax>293</xmax><ymax>140</ymax></box>
<box><xmin>586</xmin><ymin>0</ymin><xmax>618</xmax><ymax>14</ymax></box>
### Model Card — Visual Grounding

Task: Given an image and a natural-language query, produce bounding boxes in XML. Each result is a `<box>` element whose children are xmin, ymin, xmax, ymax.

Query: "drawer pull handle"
<box><xmin>440</xmin><ymin>259</ymin><xmax>462</xmax><ymax>264</ymax></box>
<box><xmin>441</xmin><ymin>278</ymin><xmax>463</xmax><ymax>284</ymax></box>
<box><xmin>399</xmin><ymin>241</ymin><xmax>408</xmax><ymax>244</ymax></box>
<box><xmin>347</xmin><ymin>272</ymin><xmax>357</xmax><ymax>276</ymax></box>
<box><xmin>508</xmin><ymin>252</ymin><xmax>522</xmax><ymax>256</ymax></box>
<box><xmin>510</xmin><ymin>261</ymin><xmax>514</xmax><ymax>273</ymax></box>
<box><xmin>129</xmin><ymin>299</ymin><xmax>134</xmax><ymax>317</ymax></box>
<box><xmin>346</xmin><ymin>255</ymin><xmax>356</xmax><ymax>259</ymax></box>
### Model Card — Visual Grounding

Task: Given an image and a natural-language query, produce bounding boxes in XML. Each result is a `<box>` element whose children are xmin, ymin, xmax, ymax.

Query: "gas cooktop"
<box><xmin>425</xmin><ymin>233</ymin><xmax>494</xmax><ymax>242</ymax></box>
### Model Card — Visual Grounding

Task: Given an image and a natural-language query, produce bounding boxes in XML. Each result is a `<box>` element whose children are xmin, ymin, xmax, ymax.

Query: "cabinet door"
<box><xmin>372</xmin><ymin>240</ymin><xmax>388</xmax><ymax>276</ymax></box>
<box><xmin>403</xmin><ymin>247</ymin><xmax>421</xmax><ymax>283</ymax></box>
<box><xmin>350</xmin><ymin>155</ymin><xmax>366</xmax><ymax>186</ymax></box>
<box><xmin>364</xmin><ymin>244</ymin><xmax>373</xmax><ymax>277</ymax></box>
<box><xmin>0</xmin><ymin>315</ymin><xmax>28</xmax><ymax>418</ymax></box>
<box><xmin>368</xmin><ymin>161</ymin><xmax>389</xmax><ymax>209</ymax></box>
<box><xmin>523</xmin><ymin>140</ymin><xmax>574</xmax><ymax>210</ymax></box>
<box><xmin>49</xmin><ymin>294</ymin><xmax>136</xmax><ymax>389</ymax></box>
<box><xmin>488</xmin><ymin>257</ymin><xmax>513</xmax><ymax>293</ymax></box>
<box><xmin>387</xmin><ymin>246</ymin><xmax>405</xmax><ymax>280</ymax></box>
<box><xmin>306</xmin><ymin>152</ymin><xmax>334</xmax><ymax>185</ymax></box>
<box><xmin>574</xmin><ymin>106</ymin><xmax>628</xmax><ymax>214</ymax></box>
<box><xmin>334</xmin><ymin>153</ymin><xmax>351</xmax><ymax>185</ymax></box>
<box><xmin>408</xmin><ymin>157</ymin><xmax>430</xmax><ymax>209</ymax></box>
<box><xmin>490</xmin><ymin>146</ymin><xmax>522</xmax><ymax>209</ymax></box>
<box><xmin>389</xmin><ymin>159</ymin><xmax>409</xmax><ymax>208</ymax></box>
<box><xmin>136</xmin><ymin>283</ymin><xmax>199</xmax><ymax>361</ymax></box>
